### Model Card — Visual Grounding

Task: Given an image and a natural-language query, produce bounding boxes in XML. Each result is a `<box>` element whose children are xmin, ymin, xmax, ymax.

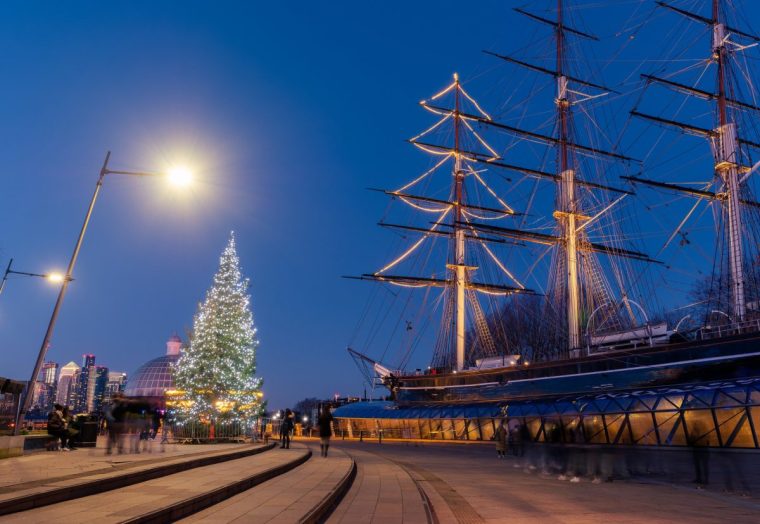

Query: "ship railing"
<box><xmin>698</xmin><ymin>318</ymin><xmax>760</xmax><ymax>340</ymax></box>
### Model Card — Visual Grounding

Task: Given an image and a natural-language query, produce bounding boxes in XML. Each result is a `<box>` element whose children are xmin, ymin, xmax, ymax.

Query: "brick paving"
<box><xmin>330</xmin><ymin>441</ymin><xmax>760</xmax><ymax>524</ymax></box>
<box><xmin>328</xmin><ymin>445</ymin><xmax>432</xmax><ymax>523</ymax></box>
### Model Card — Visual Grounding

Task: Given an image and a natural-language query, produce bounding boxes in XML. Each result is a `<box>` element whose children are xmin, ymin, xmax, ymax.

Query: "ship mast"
<box><xmin>627</xmin><ymin>0</ymin><xmax>760</xmax><ymax>325</ymax></box>
<box><xmin>555</xmin><ymin>0</ymin><xmax>582</xmax><ymax>349</ymax></box>
<box><xmin>713</xmin><ymin>0</ymin><xmax>745</xmax><ymax>321</ymax></box>
<box><xmin>349</xmin><ymin>74</ymin><xmax>535</xmax><ymax>372</ymax></box>
<box><xmin>451</xmin><ymin>74</ymin><xmax>468</xmax><ymax>370</ymax></box>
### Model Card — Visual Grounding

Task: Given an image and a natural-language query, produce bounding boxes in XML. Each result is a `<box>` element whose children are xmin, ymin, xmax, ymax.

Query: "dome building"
<box><xmin>124</xmin><ymin>335</ymin><xmax>183</xmax><ymax>405</ymax></box>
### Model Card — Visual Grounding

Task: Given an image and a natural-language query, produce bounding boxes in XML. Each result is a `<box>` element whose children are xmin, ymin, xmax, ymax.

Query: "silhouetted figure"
<box><xmin>494</xmin><ymin>420</ymin><xmax>508</xmax><ymax>459</ymax></box>
<box><xmin>105</xmin><ymin>394</ymin><xmax>126</xmax><ymax>455</ymax></box>
<box><xmin>688</xmin><ymin>420</ymin><xmax>710</xmax><ymax>489</ymax></box>
<box><xmin>318</xmin><ymin>407</ymin><xmax>334</xmax><ymax>457</ymax></box>
<box><xmin>62</xmin><ymin>407</ymin><xmax>78</xmax><ymax>450</ymax></box>
<box><xmin>280</xmin><ymin>409</ymin><xmax>294</xmax><ymax>449</ymax></box>
<box><xmin>47</xmin><ymin>404</ymin><xmax>67</xmax><ymax>451</ymax></box>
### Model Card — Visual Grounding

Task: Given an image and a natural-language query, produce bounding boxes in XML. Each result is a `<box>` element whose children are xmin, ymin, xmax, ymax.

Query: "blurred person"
<box><xmin>105</xmin><ymin>394</ymin><xmax>126</xmax><ymax>455</ymax></box>
<box><xmin>688</xmin><ymin>420</ymin><xmax>710</xmax><ymax>489</ymax></box>
<box><xmin>318</xmin><ymin>407</ymin><xmax>334</xmax><ymax>457</ymax></box>
<box><xmin>494</xmin><ymin>420</ymin><xmax>508</xmax><ymax>459</ymax></box>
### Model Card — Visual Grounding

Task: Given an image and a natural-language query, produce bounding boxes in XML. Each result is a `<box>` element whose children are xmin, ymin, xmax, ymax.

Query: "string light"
<box><xmin>172</xmin><ymin>232</ymin><xmax>263</xmax><ymax>423</ymax></box>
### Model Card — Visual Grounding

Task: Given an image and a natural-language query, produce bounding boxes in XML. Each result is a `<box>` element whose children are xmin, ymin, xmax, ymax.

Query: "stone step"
<box><xmin>180</xmin><ymin>444</ymin><xmax>356</xmax><ymax>524</ymax></box>
<box><xmin>0</xmin><ymin>442</ymin><xmax>276</xmax><ymax>516</ymax></box>
<box><xmin>2</xmin><ymin>445</ymin><xmax>311</xmax><ymax>524</ymax></box>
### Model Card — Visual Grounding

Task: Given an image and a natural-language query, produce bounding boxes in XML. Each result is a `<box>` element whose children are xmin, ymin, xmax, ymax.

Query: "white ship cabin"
<box><xmin>470</xmin><ymin>355</ymin><xmax>522</xmax><ymax>371</ymax></box>
<box><xmin>586</xmin><ymin>321</ymin><xmax>670</xmax><ymax>355</ymax></box>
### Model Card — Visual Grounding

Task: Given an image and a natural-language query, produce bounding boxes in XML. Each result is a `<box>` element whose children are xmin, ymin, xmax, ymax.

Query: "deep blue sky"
<box><xmin>2</xmin><ymin>1</ymin><xmax>759</xmax><ymax>410</ymax></box>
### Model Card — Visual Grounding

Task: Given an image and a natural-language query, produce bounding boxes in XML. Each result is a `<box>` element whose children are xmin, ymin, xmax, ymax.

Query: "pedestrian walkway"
<box><xmin>181</xmin><ymin>443</ymin><xmax>354</xmax><ymax>523</ymax></box>
<box><xmin>2</xmin><ymin>446</ymin><xmax>309</xmax><ymax>523</ymax></box>
<box><xmin>331</xmin><ymin>441</ymin><xmax>760</xmax><ymax>524</ymax></box>
<box><xmin>328</xmin><ymin>446</ymin><xmax>432</xmax><ymax>524</ymax></box>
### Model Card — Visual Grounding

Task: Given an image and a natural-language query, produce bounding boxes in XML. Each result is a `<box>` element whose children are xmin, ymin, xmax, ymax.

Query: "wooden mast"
<box><xmin>713</xmin><ymin>0</ymin><xmax>746</xmax><ymax>321</ymax></box>
<box><xmin>555</xmin><ymin>0</ymin><xmax>582</xmax><ymax>350</ymax></box>
<box><xmin>452</xmin><ymin>73</ymin><xmax>468</xmax><ymax>370</ymax></box>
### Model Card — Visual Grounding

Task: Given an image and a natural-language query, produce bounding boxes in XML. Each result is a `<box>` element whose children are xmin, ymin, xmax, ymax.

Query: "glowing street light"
<box><xmin>14</xmin><ymin>151</ymin><xmax>193</xmax><ymax>434</ymax></box>
<box><xmin>167</xmin><ymin>166</ymin><xmax>193</xmax><ymax>187</ymax></box>
<box><xmin>0</xmin><ymin>258</ymin><xmax>71</xmax><ymax>296</ymax></box>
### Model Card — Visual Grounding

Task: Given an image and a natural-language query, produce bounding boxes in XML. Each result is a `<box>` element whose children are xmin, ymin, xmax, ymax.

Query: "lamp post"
<box><xmin>0</xmin><ymin>258</ymin><xmax>70</xmax><ymax>296</ymax></box>
<box><xmin>14</xmin><ymin>151</ymin><xmax>192</xmax><ymax>434</ymax></box>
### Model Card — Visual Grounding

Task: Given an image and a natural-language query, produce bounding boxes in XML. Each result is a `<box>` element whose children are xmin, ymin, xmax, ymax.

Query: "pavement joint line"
<box><xmin>0</xmin><ymin>442</ymin><xmax>276</xmax><ymax>516</ymax></box>
<box><xmin>121</xmin><ymin>448</ymin><xmax>312</xmax><ymax>524</ymax></box>
<box><xmin>354</xmin><ymin>445</ymin><xmax>483</xmax><ymax>524</ymax></box>
<box><xmin>337</xmin><ymin>446</ymin><xmax>437</xmax><ymax>524</ymax></box>
<box><xmin>299</xmin><ymin>445</ymin><xmax>358</xmax><ymax>524</ymax></box>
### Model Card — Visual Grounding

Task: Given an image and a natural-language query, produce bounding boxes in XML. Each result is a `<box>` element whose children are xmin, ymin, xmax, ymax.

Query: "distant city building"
<box><xmin>73</xmin><ymin>354</ymin><xmax>95</xmax><ymax>412</ymax></box>
<box><xmin>104</xmin><ymin>371</ymin><xmax>128</xmax><ymax>404</ymax></box>
<box><xmin>31</xmin><ymin>361</ymin><xmax>58</xmax><ymax>412</ymax></box>
<box><xmin>124</xmin><ymin>334</ymin><xmax>183</xmax><ymax>406</ymax></box>
<box><xmin>91</xmin><ymin>366</ymin><xmax>109</xmax><ymax>413</ymax></box>
<box><xmin>56</xmin><ymin>361</ymin><xmax>80</xmax><ymax>408</ymax></box>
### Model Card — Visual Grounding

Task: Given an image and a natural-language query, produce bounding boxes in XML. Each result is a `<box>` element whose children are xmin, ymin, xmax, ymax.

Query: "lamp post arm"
<box><xmin>14</xmin><ymin>151</ymin><xmax>111</xmax><ymax>434</ymax></box>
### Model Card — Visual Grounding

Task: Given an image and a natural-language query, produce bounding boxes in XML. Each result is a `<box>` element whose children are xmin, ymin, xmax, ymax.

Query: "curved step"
<box><xmin>328</xmin><ymin>446</ymin><xmax>434</xmax><ymax>524</ymax></box>
<box><xmin>179</xmin><ymin>445</ymin><xmax>356</xmax><ymax>524</ymax></box>
<box><xmin>0</xmin><ymin>442</ymin><xmax>276</xmax><ymax>516</ymax></box>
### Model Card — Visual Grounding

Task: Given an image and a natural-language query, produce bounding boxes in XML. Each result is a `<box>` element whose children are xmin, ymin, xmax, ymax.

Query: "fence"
<box><xmin>167</xmin><ymin>419</ymin><xmax>260</xmax><ymax>443</ymax></box>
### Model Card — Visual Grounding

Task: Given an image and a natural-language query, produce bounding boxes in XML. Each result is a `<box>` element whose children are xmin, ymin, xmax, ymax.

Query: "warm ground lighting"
<box><xmin>167</xmin><ymin>166</ymin><xmax>193</xmax><ymax>187</ymax></box>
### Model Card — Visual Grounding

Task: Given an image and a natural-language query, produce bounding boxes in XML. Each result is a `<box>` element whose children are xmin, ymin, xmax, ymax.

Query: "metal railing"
<box><xmin>166</xmin><ymin>419</ymin><xmax>257</xmax><ymax>443</ymax></box>
<box><xmin>698</xmin><ymin>318</ymin><xmax>760</xmax><ymax>340</ymax></box>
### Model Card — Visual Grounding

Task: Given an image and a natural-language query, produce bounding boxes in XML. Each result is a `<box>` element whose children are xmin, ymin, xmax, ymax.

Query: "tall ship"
<box><xmin>346</xmin><ymin>0</ymin><xmax>760</xmax><ymax>409</ymax></box>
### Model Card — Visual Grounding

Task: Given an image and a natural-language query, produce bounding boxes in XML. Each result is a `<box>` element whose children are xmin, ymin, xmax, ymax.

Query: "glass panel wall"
<box><xmin>333</xmin><ymin>378</ymin><xmax>760</xmax><ymax>448</ymax></box>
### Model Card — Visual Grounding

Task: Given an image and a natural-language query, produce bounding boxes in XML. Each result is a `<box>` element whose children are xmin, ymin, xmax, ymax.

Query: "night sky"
<box><xmin>2</xmin><ymin>1</ymin><xmax>759</xmax><ymax>410</ymax></box>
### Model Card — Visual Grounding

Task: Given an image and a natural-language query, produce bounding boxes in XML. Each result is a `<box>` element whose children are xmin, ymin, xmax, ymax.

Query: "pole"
<box><xmin>14</xmin><ymin>152</ymin><xmax>111</xmax><ymax>434</ymax></box>
<box><xmin>0</xmin><ymin>258</ymin><xmax>13</xmax><ymax>296</ymax></box>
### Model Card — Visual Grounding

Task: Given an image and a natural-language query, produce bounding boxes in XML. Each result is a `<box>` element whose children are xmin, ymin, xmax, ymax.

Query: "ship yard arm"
<box><xmin>458</xmin><ymin>222</ymin><xmax>661</xmax><ymax>265</ymax></box>
<box><xmin>409</xmin><ymin>140</ymin><xmax>633</xmax><ymax>195</ymax></box>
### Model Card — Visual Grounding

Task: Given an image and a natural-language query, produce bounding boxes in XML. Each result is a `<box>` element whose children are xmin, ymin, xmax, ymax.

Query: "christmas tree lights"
<box><xmin>173</xmin><ymin>232</ymin><xmax>263</xmax><ymax>422</ymax></box>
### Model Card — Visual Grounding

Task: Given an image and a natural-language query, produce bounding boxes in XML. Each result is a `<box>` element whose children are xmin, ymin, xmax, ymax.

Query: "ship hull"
<box><xmin>392</xmin><ymin>332</ymin><xmax>760</xmax><ymax>405</ymax></box>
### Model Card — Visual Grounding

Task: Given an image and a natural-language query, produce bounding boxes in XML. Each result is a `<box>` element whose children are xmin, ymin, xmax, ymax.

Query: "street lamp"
<box><xmin>0</xmin><ymin>258</ymin><xmax>71</xmax><ymax>296</ymax></box>
<box><xmin>14</xmin><ymin>151</ymin><xmax>193</xmax><ymax>434</ymax></box>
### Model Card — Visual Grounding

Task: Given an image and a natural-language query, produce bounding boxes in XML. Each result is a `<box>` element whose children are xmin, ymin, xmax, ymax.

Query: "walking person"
<box><xmin>318</xmin><ymin>407</ymin><xmax>334</xmax><ymax>457</ymax></box>
<box><xmin>494</xmin><ymin>420</ymin><xmax>508</xmax><ymax>459</ymax></box>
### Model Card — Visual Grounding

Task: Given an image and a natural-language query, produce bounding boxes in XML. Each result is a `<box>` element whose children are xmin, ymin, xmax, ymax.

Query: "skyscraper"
<box><xmin>74</xmin><ymin>354</ymin><xmax>95</xmax><ymax>413</ymax></box>
<box><xmin>91</xmin><ymin>366</ymin><xmax>109</xmax><ymax>413</ymax></box>
<box><xmin>56</xmin><ymin>361</ymin><xmax>80</xmax><ymax>408</ymax></box>
<box><xmin>105</xmin><ymin>372</ymin><xmax>127</xmax><ymax>404</ymax></box>
<box><xmin>31</xmin><ymin>361</ymin><xmax>58</xmax><ymax>412</ymax></box>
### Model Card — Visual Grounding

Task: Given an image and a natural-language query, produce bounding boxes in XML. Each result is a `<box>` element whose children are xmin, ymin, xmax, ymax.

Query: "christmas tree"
<box><xmin>173</xmin><ymin>232</ymin><xmax>263</xmax><ymax>422</ymax></box>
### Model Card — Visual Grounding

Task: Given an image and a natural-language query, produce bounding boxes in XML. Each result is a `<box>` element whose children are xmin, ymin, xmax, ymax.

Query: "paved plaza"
<box><xmin>1</xmin><ymin>438</ymin><xmax>759</xmax><ymax>523</ymax></box>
